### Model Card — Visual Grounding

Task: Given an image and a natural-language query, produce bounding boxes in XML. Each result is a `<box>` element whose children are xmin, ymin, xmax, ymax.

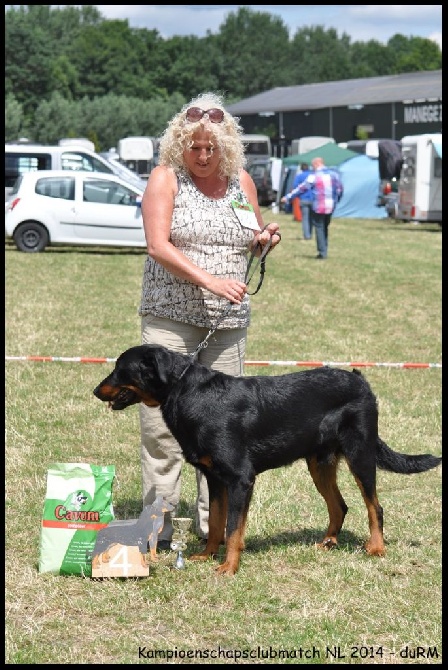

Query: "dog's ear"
<box><xmin>140</xmin><ymin>346</ymin><xmax>172</xmax><ymax>385</ymax></box>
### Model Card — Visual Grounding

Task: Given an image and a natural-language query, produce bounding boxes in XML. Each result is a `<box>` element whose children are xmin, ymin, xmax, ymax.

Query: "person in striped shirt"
<box><xmin>282</xmin><ymin>156</ymin><xmax>343</xmax><ymax>259</ymax></box>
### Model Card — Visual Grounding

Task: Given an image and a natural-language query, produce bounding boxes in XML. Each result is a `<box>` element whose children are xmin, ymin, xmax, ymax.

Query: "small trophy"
<box><xmin>170</xmin><ymin>517</ymin><xmax>192</xmax><ymax>569</ymax></box>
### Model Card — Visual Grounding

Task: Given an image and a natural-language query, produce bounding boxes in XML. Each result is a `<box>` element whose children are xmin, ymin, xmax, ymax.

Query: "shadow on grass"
<box><xmin>243</xmin><ymin>527</ymin><xmax>364</xmax><ymax>554</ymax></box>
<box><xmin>372</xmin><ymin>223</ymin><xmax>441</xmax><ymax>234</ymax></box>
<box><xmin>112</xmin><ymin>499</ymin><xmax>367</xmax><ymax>556</ymax></box>
<box><xmin>5</xmin><ymin>241</ymin><xmax>146</xmax><ymax>255</ymax></box>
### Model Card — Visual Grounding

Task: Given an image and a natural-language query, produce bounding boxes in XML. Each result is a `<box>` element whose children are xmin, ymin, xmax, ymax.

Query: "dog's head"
<box><xmin>71</xmin><ymin>491</ymin><xmax>88</xmax><ymax>509</ymax></box>
<box><xmin>93</xmin><ymin>345</ymin><xmax>180</xmax><ymax>410</ymax></box>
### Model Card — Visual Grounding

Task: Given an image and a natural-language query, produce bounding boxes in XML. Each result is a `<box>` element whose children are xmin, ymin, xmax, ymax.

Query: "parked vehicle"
<box><xmin>117</xmin><ymin>136</ymin><xmax>159</xmax><ymax>178</ymax></box>
<box><xmin>395</xmin><ymin>133</ymin><xmax>442</xmax><ymax>223</ymax></box>
<box><xmin>58</xmin><ymin>137</ymin><xmax>96</xmax><ymax>152</ymax></box>
<box><xmin>376</xmin><ymin>139</ymin><xmax>402</xmax><ymax>217</ymax></box>
<box><xmin>5</xmin><ymin>170</ymin><xmax>146</xmax><ymax>252</ymax></box>
<box><xmin>241</xmin><ymin>134</ymin><xmax>272</xmax><ymax>167</ymax></box>
<box><xmin>290</xmin><ymin>136</ymin><xmax>335</xmax><ymax>156</ymax></box>
<box><xmin>4</xmin><ymin>142</ymin><xmax>142</xmax><ymax>202</ymax></box>
<box><xmin>247</xmin><ymin>157</ymin><xmax>282</xmax><ymax>206</ymax></box>
<box><xmin>99</xmin><ymin>153</ymin><xmax>148</xmax><ymax>190</ymax></box>
<box><xmin>345</xmin><ymin>139</ymin><xmax>382</xmax><ymax>157</ymax></box>
<box><xmin>247</xmin><ymin>158</ymin><xmax>275</xmax><ymax>206</ymax></box>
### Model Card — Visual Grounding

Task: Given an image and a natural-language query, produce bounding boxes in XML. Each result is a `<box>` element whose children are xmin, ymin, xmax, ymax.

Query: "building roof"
<box><xmin>226</xmin><ymin>70</ymin><xmax>442</xmax><ymax>115</ymax></box>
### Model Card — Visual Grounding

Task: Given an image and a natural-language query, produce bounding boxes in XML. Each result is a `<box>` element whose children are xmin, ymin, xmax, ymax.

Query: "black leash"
<box><xmin>180</xmin><ymin>227</ymin><xmax>278</xmax><ymax>375</ymax></box>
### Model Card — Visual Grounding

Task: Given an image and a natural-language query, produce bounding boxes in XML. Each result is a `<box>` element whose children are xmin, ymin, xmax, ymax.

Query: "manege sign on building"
<box><xmin>404</xmin><ymin>102</ymin><xmax>442</xmax><ymax>125</ymax></box>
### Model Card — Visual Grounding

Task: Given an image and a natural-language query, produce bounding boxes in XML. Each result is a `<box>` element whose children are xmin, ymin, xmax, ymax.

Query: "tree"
<box><xmin>68</xmin><ymin>20</ymin><xmax>150</xmax><ymax>99</ymax></box>
<box><xmin>388</xmin><ymin>35</ymin><xmax>442</xmax><ymax>73</ymax></box>
<box><xmin>32</xmin><ymin>92</ymin><xmax>83</xmax><ymax>144</ymax></box>
<box><xmin>5</xmin><ymin>8</ymin><xmax>55</xmax><ymax>119</ymax></box>
<box><xmin>155</xmin><ymin>35</ymin><xmax>223</xmax><ymax>99</ymax></box>
<box><xmin>216</xmin><ymin>7</ymin><xmax>292</xmax><ymax>97</ymax></box>
<box><xmin>349</xmin><ymin>40</ymin><xmax>395</xmax><ymax>78</ymax></box>
<box><xmin>290</xmin><ymin>26</ymin><xmax>353</xmax><ymax>84</ymax></box>
<box><xmin>50</xmin><ymin>55</ymin><xmax>81</xmax><ymax>100</ymax></box>
<box><xmin>5</xmin><ymin>94</ymin><xmax>29</xmax><ymax>141</ymax></box>
<box><xmin>4</xmin><ymin>5</ymin><xmax>442</xmax><ymax>143</ymax></box>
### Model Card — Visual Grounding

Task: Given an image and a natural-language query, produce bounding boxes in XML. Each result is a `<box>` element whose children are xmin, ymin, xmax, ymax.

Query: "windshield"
<box><xmin>100</xmin><ymin>154</ymin><xmax>148</xmax><ymax>190</ymax></box>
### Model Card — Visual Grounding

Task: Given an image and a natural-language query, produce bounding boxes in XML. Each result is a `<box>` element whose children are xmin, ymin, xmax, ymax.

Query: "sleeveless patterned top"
<box><xmin>139</xmin><ymin>169</ymin><xmax>255</xmax><ymax>329</ymax></box>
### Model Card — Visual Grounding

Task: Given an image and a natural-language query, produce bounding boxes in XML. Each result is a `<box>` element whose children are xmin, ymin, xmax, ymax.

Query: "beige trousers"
<box><xmin>140</xmin><ymin>315</ymin><xmax>247</xmax><ymax>541</ymax></box>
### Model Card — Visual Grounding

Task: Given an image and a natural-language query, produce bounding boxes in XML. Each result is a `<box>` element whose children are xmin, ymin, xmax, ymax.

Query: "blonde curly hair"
<box><xmin>158</xmin><ymin>92</ymin><xmax>247</xmax><ymax>178</ymax></box>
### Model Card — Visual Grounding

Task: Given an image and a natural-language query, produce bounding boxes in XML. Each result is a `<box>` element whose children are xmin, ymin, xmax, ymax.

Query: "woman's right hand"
<box><xmin>206</xmin><ymin>277</ymin><xmax>247</xmax><ymax>304</ymax></box>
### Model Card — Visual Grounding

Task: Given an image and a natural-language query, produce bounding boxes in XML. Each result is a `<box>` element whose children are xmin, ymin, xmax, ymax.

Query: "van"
<box><xmin>117</xmin><ymin>136</ymin><xmax>160</xmax><ymax>178</ymax></box>
<box><xmin>346</xmin><ymin>139</ymin><xmax>382</xmax><ymax>157</ymax></box>
<box><xmin>5</xmin><ymin>143</ymin><xmax>129</xmax><ymax>201</ymax></box>
<box><xmin>58</xmin><ymin>137</ymin><xmax>96</xmax><ymax>152</ymax></box>
<box><xmin>395</xmin><ymin>133</ymin><xmax>442</xmax><ymax>223</ymax></box>
<box><xmin>240</xmin><ymin>135</ymin><xmax>272</xmax><ymax>167</ymax></box>
<box><xmin>290</xmin><ymin>136</ymin><xmax>335</xmax><ymax>156</ymax></box>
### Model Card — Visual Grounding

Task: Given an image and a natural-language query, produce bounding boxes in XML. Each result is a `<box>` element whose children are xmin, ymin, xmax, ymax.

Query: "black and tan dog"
<box><xmin>93</xmin><ymin>344</ymin><xmax>441</xmax><ymax>576</ymax></box>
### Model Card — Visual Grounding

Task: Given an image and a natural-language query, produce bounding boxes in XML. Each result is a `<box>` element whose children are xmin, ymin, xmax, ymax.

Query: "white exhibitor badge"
<box><xmin>231</xmin><ymin>200</ymin><xmax>259</xmax><ymax>230</ymax></box>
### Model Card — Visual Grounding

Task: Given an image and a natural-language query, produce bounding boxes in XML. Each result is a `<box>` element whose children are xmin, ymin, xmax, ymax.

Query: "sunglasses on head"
<box><xmin>185</xmin><ymin>107</ymin><xmax>224</xmax><ymax>123</ymax></box>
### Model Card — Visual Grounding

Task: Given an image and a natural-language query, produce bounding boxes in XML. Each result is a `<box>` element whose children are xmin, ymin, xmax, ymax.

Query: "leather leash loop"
<box><xmin>184</xmin><ymin>225</ymin><xmax>279</xmax><ymax>366</ymax></box>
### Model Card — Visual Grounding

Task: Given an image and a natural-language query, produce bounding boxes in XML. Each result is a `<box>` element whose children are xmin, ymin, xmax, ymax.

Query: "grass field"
<box><xmin>5</xmin><ymin>214</ymin><xmax>442</xmax><ymax>664</ymax></box>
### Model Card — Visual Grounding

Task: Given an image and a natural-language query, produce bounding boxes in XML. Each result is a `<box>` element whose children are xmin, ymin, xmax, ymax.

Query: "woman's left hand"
<box><xmin>255</xmin><ymin>223</ymin><xmax>281</xmax><ymax>251</ymax></box>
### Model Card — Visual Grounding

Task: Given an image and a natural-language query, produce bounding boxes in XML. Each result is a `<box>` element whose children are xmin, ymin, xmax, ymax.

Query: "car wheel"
<box><xmin>13</xmin><ymin>221</ymin><xmax>49</xmax><ymax>252</ymax></box>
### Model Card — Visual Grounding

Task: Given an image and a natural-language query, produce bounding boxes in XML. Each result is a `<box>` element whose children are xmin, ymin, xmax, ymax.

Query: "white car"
<box><xmin>5</xmin><ymin>170</ymin><xmax>146</xmax><ymax>252</ymax></box>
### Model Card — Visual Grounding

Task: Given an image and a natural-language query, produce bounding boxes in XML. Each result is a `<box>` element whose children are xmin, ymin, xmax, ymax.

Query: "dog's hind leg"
<box><xmin>306</xmin><ymin>456</ymin><xmax>348</xmax><ymax>550</ymax></box>
<box><xmin>346</xmin><ymin>463</ymin><xmax>384</xmax><ymax>557</ymax></box>
<box><xmin>339</xmin><ymin>405</ymin><xmax>385</xmax><ymax>556</ymax></box>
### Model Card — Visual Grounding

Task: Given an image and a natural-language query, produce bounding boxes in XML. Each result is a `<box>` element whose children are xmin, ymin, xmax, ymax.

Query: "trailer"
<box><xmin>395</xmin><ymin>133</ymin><xmax>442</xmax><ymax>223</ymax></box>
<box><xmin>240</xmin><ymin>135</ymin><xmax>272</xmax><ymax>166</ymax></box>
<box><xmin>290</xmin><ymin>136</ymin><xmax>335</xmax><ymax>156</ymax></box>
<box><xmin>117</xmin><ymin>136</ymin><xmax>159</xmax><ymax>178</ymax></box>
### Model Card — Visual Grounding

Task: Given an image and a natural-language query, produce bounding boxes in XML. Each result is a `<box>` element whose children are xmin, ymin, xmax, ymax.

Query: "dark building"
<box><xmin>226</xmin><ymin>70</ymin><xmax>442</xmax><ymax>157</ymax></box>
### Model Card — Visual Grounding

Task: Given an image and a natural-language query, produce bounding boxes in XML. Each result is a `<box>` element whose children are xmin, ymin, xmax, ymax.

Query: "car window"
<box><xmin>5</xmin><ymin>152</ymin><xmax>52</xmax><ymax>188</ymax></box>
<box><xmin>83</xmin><ymin>178</ymin><xmax>140</xmax><ymax>205</ymax></box>
<box><xmin>61</xmin><ymin>151</ymin><xmax>114</xmax><ymax>174</ymax></box>
<box><xmin>250</xmin><ymin>166</ymin><xmax>266</xmax><ymax>179</ymax></box>
<box><xmin>35</xmin><ymin>176</ymin><xmax>75</xmax><ymax>200</ymax></box>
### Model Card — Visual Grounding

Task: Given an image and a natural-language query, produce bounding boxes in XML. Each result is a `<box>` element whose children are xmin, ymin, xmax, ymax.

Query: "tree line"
<box><xmin>5</xmin><ymin>5</ymin><xmax>442</xmax><ymax>151</ymax></box>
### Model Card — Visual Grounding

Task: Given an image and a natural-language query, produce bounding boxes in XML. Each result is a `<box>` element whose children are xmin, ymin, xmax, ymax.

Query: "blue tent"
<box><xmin>281</xmin><ymin>146</ymin><xmax>387</xmax><ymax>219</ymax></box>
<box><xmin>333</xmin><ymin>154</ymin><xmax>387</xmax><ymax>219</ymax></box>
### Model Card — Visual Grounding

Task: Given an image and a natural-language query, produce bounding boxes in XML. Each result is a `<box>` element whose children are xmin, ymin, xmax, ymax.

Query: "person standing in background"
<box><xmin>281</xmin><ymin>157</ymin><xmax>343</xmax><ymax>259</ymax></box>
<box><xmin>289</xmin><ymin>162</ymin><xmax>313</xmax><ymax>240</ymax></box>
<box><xmin>138</xmin><ymin>92</ymin><xmax>281</xmax><ymax>547</ymax></box>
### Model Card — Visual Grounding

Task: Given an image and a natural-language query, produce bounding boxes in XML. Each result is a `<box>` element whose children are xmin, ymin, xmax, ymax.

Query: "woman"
<box><xmin>138</xmin><ymin>91</ymin><xmax>281</xmax><ymax>545</ymax></box>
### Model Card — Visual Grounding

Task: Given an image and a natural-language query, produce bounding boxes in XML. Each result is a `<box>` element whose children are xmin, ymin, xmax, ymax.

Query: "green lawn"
<box><xmin>5</xmin><ymin>215</ymin><xmax>442</xmax><ymax>664</ymax></box>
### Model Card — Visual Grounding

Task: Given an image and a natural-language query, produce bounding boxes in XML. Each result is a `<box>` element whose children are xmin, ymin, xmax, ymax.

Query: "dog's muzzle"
<box><xmin>93</xmin><ymin>385</ymin><xmax>139</xmax><ymax>410</ymax></box>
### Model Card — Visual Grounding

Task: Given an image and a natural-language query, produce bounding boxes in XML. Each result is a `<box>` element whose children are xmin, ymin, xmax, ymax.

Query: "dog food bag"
<box><xmin>39</xmin><ymin>462</ymin><xmax>115</xmax><ymax>576</ymax></box>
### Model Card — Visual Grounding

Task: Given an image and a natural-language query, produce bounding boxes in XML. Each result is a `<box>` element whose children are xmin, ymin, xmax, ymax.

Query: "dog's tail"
<box><xmin>376</xmin><ymin>438</ymin><xmax>441</xmax><ymax>474</ymax></box>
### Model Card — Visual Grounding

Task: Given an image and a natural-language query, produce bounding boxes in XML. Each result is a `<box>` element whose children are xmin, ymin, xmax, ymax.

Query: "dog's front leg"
<box><xmin>216</xmin><ymin>479</ymin><xmax>254</xmax><ymax>576</ymax></box>
<box><xmin>190</xmin><ymin>477</ymin><xmax>226</xmax><ymax>562</ymax></box>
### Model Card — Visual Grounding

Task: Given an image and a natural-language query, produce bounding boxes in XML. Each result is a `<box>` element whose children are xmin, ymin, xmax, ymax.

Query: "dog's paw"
<box><xmin>215</xmin><ymin>561</ymin><xmax>238</xmax><ymax>576</ymax></box>
<box><xmin>364</xmin><ymin>540</ymin><xmax>385</xmax><ymax>557</ymax></box>
<box><xmin>316</xmin><ymin>538</ymin><xmax>338</xmax><ymax>551</ymax></box>
<box><xmin>189</xmin><ymin>552</ymin><xmax>217</xmax><ymax>562</ymax></box>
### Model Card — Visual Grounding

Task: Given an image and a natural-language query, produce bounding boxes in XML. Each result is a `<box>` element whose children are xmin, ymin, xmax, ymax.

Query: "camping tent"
<box><xmin>280</xmin><ymin>143</ymin><xmax>388</xmax><ymax>219</ymax></box>
<box><xmin>279</xmin><ymin>142</ymin><xmax>358</xmax><ymax>204</ymax></box>
<box><xmin>282</xmin><ymin>142</ymin><xmax>358</xmax><ymax>168</ymax></box>
<box><xmin>333</xmin><ymin>154</ymin><xmax>387</xmax><ymax>219</ymax></box>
